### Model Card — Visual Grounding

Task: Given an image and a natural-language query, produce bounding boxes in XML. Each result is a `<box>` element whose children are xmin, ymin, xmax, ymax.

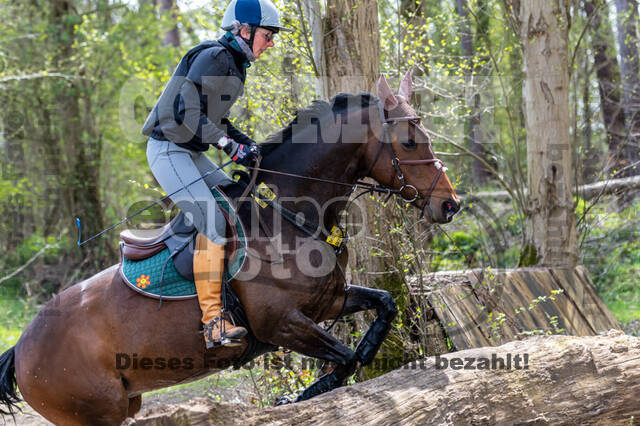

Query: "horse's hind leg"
<box><xmin>17</xmin><ymin>362</ymin><xmax>130</xmax><ymax>425</ymax></box>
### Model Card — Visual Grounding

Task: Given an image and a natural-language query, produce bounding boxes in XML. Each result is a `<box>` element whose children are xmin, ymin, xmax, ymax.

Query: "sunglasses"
<box><xmin>256</xmin><ymin>29</ymin><xmax>275</xmax><ymax>43</ymax></box>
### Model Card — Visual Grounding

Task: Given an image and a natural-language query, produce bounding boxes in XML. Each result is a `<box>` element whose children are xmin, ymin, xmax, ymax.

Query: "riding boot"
<box><xmin>193</xmin><ymin>233</ymin><xmax>247</xmax><ymax>348</ymax></box>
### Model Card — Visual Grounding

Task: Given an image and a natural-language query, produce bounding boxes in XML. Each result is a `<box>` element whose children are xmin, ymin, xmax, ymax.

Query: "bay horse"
<box><xmin>0</xmin><ymin>72</ymin><xmax>459</xmax><ymax>425</ymax></box>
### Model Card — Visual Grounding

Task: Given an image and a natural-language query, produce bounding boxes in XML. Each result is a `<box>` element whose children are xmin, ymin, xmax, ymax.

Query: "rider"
<box><xmin>142</xmin><ymin>0</ymin><xmax>291</xmax><ymax>348</ymax></box>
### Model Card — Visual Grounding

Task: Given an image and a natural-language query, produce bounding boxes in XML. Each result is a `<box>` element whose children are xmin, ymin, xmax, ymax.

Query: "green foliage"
<box><xmin>517</xmin><ymin>244</ymin><xmax>538</xmax><ymax>267</ymax></box>
<box><xmin>247</xmin><ymin>351</ymin><xmax>319</xmax><ymax>406</ymax></box>
<box><xmin>0</xmin><ymin>295</ymin><xmax>39</xmax><ymax>352</ymax></box>
<box><xmin>579</xmin><ymin>200</ymin><xmax>640</xmax><ymax>324</ymax></box>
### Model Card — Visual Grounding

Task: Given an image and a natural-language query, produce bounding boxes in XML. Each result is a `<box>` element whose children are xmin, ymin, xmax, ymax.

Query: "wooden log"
<box><xmin>461</xmin><ymin>175</ymin><xmax>640</xmax><ymax>201</ymax></box>
<box><xmin>128</xmin><ymin>331</ymin><xmax>640</xmax><ymax>425</ymax></box>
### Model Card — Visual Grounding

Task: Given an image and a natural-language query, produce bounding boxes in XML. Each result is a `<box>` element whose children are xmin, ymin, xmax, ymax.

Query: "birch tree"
<box><xmin>504</xmin><ymin>0</ymin><xmax>578</xmax><ymax>267</ymax></box>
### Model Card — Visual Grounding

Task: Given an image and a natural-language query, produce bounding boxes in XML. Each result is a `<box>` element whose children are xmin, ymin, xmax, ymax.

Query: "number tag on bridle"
<box><xmin>252</xmin><ymin>182</ymin><xmax>276</xmax><ymax>208</ymax></box>
<box><xmin>326</xmin><ymin>226</ymin><xmax>346</xmax><ymax>247</ymax></box>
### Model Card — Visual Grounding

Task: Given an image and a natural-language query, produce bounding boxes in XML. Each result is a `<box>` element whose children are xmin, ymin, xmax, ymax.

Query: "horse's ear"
<box><xmin>377</xmin><ymin>74</ymin><xmax>398</xmax><ymax>111</ymax></box>
<box><xmin>398</xmin><ymin>68</ymin><xmax>413</xmax><ymax>100</ymax></box>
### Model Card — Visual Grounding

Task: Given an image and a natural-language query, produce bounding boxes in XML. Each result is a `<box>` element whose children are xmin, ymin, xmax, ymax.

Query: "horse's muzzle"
<box><xmin>442</xmin><ymin>198</ymin><xmax>460</xmax><ymax>222</ymax></box>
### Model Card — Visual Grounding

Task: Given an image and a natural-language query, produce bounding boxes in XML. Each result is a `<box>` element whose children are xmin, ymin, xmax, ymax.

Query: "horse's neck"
<box><xmin>262</xmin><ymin>142</ymin><xmax>362</xmax><ymax>196</ymax></box>
<box><xmin>259</xmin><ymin>141</ymin><xmax>365</xmax><ymax>228</ymax></box>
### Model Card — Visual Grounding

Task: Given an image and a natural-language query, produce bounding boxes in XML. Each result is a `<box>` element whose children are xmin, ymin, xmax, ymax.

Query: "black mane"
<box><xmin>259</xmin><ymin>92</ymin><xmax>378</xmax><ymax>158</ymax></box>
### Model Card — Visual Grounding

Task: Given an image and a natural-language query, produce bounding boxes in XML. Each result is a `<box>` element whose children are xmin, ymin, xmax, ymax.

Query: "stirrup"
<box><xmin>202</xmin><ymin>317</ymin><xmax>243</xmax><ymax>349</ymax></box>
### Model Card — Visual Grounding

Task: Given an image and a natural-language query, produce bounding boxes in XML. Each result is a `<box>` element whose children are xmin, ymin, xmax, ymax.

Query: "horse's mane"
<box><xmin>259</xmin><ymin>92</ymin><xmax>378</xmax><ymax>158</ymax></box>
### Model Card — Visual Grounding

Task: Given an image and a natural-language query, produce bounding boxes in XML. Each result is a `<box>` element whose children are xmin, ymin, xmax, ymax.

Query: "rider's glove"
<box><xmin>217</xmin><ymin>136</ymin><xmax>260</xmax><ymax>167</ymax></box>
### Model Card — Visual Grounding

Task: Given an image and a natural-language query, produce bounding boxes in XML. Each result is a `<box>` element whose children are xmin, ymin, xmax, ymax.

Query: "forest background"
<box><xmin>0</xmin><ymin>0</ymin><xmax>639</xmax><ymax>405</ymax></box>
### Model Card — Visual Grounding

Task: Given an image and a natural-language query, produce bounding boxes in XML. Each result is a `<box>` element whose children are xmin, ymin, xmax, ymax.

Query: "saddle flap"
<box><xmin>120</xmin><ymin>186</ymin><xmax>246</xmax><ymax>282</ymax></box>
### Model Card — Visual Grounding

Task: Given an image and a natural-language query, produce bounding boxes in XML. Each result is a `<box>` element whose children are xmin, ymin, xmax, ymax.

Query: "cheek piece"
<box><xmin>242</xmin><ymin>26</ymin><xmax>258</xmax><ymax>51</ymax></box>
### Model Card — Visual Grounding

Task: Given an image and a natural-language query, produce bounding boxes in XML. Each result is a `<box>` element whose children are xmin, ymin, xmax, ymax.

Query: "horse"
<box><xmin>0</xmin><ymin>72</ymin><xmax>459</xmax><ymax>425</ymax></box>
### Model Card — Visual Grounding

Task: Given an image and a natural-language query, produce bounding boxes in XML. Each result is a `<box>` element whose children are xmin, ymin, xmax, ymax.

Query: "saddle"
<box><xmin>120</xmin><ymin>186</ymin><xmax>244</xmax><ymax>283</ymax></box>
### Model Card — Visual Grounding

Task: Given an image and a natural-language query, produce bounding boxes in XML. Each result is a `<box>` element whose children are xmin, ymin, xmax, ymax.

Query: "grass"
<box><xmin>0</xmin><ymin>293</ymin><xmax>40</xmax><ymax>353</ymax></box>
<box><xmin>578</xmin><ymin>199</ymin><xmax>640</xmax><ymax>328</ymax></box>
<box><xmin>604</xmin><ymin>299</ymin><xmax>640</xmax><ymax>324</ymax></box>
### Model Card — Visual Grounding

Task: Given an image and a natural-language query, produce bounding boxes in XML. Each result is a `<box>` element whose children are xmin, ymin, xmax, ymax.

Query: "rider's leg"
<box><xmin>190</xmin><ymin>148</ymin><xmax>234</xmax><ymax>189</ymax></box>
<box><xmin>193</xmin><ymin>233</ymin><xmax>247</xmax><ymax>347</ymax></box>
<box><xmin>146</xmin><ymin>139</ymin><xmax>246</xmax><ymax>347</ymax></box>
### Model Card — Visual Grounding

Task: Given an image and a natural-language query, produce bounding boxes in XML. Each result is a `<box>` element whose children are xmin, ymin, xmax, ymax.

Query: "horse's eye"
<box><xmin>402</xmin><ymin>139</ymin><xmax>417</xmax><ymax>150</ymax></box>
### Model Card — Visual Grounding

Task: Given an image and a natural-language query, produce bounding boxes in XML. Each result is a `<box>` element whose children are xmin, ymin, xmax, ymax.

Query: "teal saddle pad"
<box><xmin>119</xmin><ymin>188</ymin><xmax>247</xmax><ymax>300</ymax></box>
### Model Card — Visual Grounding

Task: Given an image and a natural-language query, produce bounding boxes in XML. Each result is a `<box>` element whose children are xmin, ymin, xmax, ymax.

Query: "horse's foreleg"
<box><xmin>338</xmin><ymin>285</ymin><xmax>398</xmax><ymax>366</ymax></box>
<box><xmin>269</xmin><ymin>310</ymin><xmax>357</xmax><ymax>402</ymax></box>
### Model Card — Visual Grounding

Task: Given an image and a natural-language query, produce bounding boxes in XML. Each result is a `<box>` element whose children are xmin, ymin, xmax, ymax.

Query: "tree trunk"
<box><xmin>399</xmin><ymin>0</ymin><xmax>432</xmax><ymax>128</ymax></box>
<box><xmin>130</xmin><ymin>331</ymin><xmax>640</xmax><ymax>425</ymax></box>
<box><xmin>322</xmin><ymin>0</ymin><xmax>380</xmax><ymax>95</ymax></box>
<box><xmin>581</xmin><ymin>52</ymin><xmax>598</xmax><ymax>183</ymax></box>
<box><xmin>583</xmin><ymin>0</ymin><xmax>630</xmax><ymax>182</ymax></box>
<box><xmin>159</xmin><ymin>0</ymin><xmax>180</xmax><ymax>47</ymax></box>
<box><xmin>506</xmin><ymin>0</ymin><xmax>578</xmax><ymax>267</ymax></box>
<box><xmin>461</xmin><ymin>175</ymin><xmax>640</xmax><ymax>201</ymax></box>
<box><xmin>614</xmin><ymin>0</ymin><xmax>640</xmax><ymax>172</ymax></box>
<box><xmin>51</xmin><ymin>0</ymin><xmax>113</xmax><ymax>271</ymax></box>
<box><xmin>456</xmin><ymin>0</ymin><xmax>492</xmax><ymax>185</ymax></box>
<box><xmin>300</xmin><ymin>0</ymin><xmax>328</xmax><ymax>99</ymax></box>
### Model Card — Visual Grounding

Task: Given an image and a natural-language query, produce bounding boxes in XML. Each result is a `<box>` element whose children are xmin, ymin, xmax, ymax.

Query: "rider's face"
<box><xmin>240</xmin><ymin>26</ymin><xmax>275</xmax><ymax>59</ymax></box>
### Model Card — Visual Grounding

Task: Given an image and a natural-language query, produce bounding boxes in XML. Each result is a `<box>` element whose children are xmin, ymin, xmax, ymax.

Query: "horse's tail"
<box><xmin>0</xmin><ymin>347</ymin><xmax>21</xmax><ymax>416</ymax></box>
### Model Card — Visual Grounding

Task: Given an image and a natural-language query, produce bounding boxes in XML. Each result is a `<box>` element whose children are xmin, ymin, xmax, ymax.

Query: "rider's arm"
<box><xmin>220</xmin><ymin>118</ymin><xmax>255</xmax><ymax>146</ymax></box>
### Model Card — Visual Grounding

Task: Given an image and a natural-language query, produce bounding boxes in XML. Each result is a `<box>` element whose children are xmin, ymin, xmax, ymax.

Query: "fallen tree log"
<box><xmin>460</xmin><ymin>175</ymin><xmax>640</xmax><ymax>201</ymax></box>
<box><xmin>129</xmin><ymin>330</ymin><xmax>640</xmax><ymax>425</ymax></box>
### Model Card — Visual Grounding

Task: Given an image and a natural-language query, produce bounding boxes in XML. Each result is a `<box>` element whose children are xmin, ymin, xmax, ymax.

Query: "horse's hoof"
<box><xmin>275</xmin><ymin>395</ymin><xmax>294</xmax><ymax>406</ymax></box>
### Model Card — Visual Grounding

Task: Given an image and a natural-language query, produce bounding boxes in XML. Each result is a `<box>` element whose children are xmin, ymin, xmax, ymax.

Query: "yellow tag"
<box><xmin>252</xmin><ymin>194</ymin><xmax>268</xmax><ymax>208</ymax></box>
<box><xmin>253</xmin><ymin>182</ymin><xmax>275</xmax><ymax>208</ymax></box>
<box><xmin>257</xmin><ymin>183</ymin><xmax>276</xmax><ymax>202</ymax></box>
<box><xmin>326</xmin><ymin>226</ymin><xmax>345</xmax><ymax>247</ymax></box>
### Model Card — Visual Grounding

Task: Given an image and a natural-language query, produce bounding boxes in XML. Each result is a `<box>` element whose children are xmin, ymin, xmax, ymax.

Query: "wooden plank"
<box><xmin>428</xmin><ymin>287</ymin><xmax>472</xmax><ymax>350</ymax></box>
<box><xmin>464</xmin><ymin>269</ymin><xmax>517</xmax><ymax>345</ymax></box>
<box><xmin>446</xmin><ymin>283</ymin><xmax>493</xmax><ymax>347</ymax></box>
<box><xmin>422</xmin><ymin>266</ymin><xmax>620</xmax><ymax>351</ymax></box>
<box><xmin>552</xmin><ymin>269</ymin><xmax>609</xmax><ymax>334</ymax></box>
<box><xmin>573</xmin><ymin>266</ymin><xmax>620</xmax><ymax>331</ymax></box>
<box><xmin>523</xmin><ymin>269</ymin><xmax>573</xmax><ymax>332</ymax></box>
<box><xmin>544</xmin><ymin>270</ymin><xmax>598</xmax><ymax>336</ymax></box>
<box><xmin>503</xmin><ymin>270</ymin><xmax>550</xmax><ymax>333</ymax></box>
<box><xmin>440</xmin><ymin>284</ymin><xmax>490</xmax><ymax>349</ymax></box>
<box><xmin>550</xmin><ymin>268</ymin><xmax>603</xmax><ymax>333</ymax></box>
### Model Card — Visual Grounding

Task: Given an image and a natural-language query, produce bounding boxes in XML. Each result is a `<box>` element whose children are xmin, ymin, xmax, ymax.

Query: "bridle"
<box><xmin>364</xmin><ymin>100</ymin><xmax>448</xmax><ymax>218</ymax></box>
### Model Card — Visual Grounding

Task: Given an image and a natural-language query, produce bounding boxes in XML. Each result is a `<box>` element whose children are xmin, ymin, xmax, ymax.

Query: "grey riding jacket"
<box><xmin>142</xmin><ymin>37</ymin><xmax>251</xmax><ymax>152</ymax></box>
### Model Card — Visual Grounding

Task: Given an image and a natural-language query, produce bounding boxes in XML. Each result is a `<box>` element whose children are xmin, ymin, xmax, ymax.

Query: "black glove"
<box><xmin>224</xmin><ymin>139</ymin><xmax>260</xmax><ymax>167</ymax></box>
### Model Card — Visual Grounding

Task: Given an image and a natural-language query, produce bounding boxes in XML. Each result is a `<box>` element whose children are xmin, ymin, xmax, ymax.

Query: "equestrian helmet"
<box><xmin>221</xmin><ymin>0</ymin><xmax>292</xmax><ymax>33</ymax></box>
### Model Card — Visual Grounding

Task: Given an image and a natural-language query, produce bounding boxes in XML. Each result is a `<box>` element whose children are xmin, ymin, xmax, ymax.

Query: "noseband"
<box><xmin>365</xmin><ymin>101</ymin><xmax>447</xmax><ymax>217</ymax></box>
